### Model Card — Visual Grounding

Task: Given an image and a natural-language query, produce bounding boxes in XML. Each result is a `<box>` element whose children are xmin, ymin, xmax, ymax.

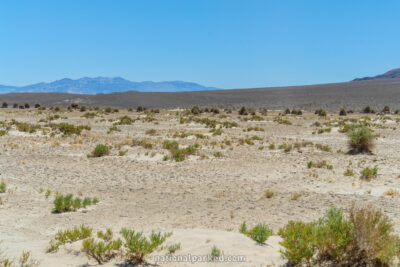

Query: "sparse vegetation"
<box><xmin>90</xmin><ymin>144</ymin><xmax>110</xmax><ymax>157</ymax></box>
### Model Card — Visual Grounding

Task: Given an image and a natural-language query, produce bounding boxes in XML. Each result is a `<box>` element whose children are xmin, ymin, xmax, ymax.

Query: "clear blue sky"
<box><xmin>1</xmin><ymin>0</ymin><xmax>400</xmax><ymax>89</ymax></box>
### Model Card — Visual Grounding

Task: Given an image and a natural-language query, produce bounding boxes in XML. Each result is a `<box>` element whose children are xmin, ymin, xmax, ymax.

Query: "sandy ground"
<box><xmin>1</xmin><ymin>108</ymin><xmax>400</xmax><ymax>266</ymax></box>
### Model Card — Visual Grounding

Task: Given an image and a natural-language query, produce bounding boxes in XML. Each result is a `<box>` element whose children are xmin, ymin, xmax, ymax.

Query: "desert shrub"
<box><xmin>136</xmin><ymin>106</ymin><xmax>146</xmax><ymax>112</ymax></box>
<box><xmin>13</xmin><ymin>103</ymin><xmax>18</xmax><ymax>108</ymax></box>
<box><xmin>343</xmin><ymin>168</ymin><xmax>355</xmax><ymax>176</ymax></box>
<box><xmin>167</xmin><ymin>243</ymin><xmax>181</xmax><ymax>254</ymax></box>
<box><xmin>79</xmin><ymin>105</ymin><xmax>87</xmax><ymax>112</ymax></box>
<box><xmin>162</xmin><ymin>140</ymin><xmax>198</xmax><ymax>162</ymax></box>
<box><xmin>347</xmin><ymin>205</ymin><xmax>399</xmax><ymax>265</ymax></box>
<box><xmin>239</xmin><ymin>222</ymin><xmax>273</xmax><ymax>244</ymax></box>
<box><xmin>82</xmin><ymin>229</ymin><xmax>122</xmax><ymax>264</ymax></box>
<box><xmin>347</xmin><ymin>124</ymin><xmax>375</xmax><ymax>153</ymax></box>
<box><xmin>117</xmin><ymin>115</ymin><xmax>134</xmax><ymax>125</ymax></box>
<box><xmin>210</xmin><ymin>245</ymin><xmax>221</xmax><ymax>260</ymax></box>
<box><xmin>132</xmin><ymin>139</ymin><xmax>153</xmax><ymax>149</ymax></box>
<box><xmin>47</xmin><ymin>225</ymin><xmax>92</xmax><ymax>253</ymax></box>
<box><xmin>82</xmin><ymin>112</ymin><xmax>97</xmax><ymax>119</ymax></box>
<box><xmin>313</xmin><ymin>207</ymin><xmax>353</xmax><ymax>261</ymax></box>
<box><xmin>151</xmin><ymin>108</ymin><xmax>160</xmax><ymax>113</ymax></box>
<box><xmin>91</xmin><ymin>144</ymin><xmax>110</xmax><ymax>157</ymax></box>
<box><xmin>145</xmin><ymin>129</ymin><xmax>157</xmax><ymax>136</ymax></box>
<box><xmin>120</xmin><ymin>228</ymin><xmax>170</xmax><ymax>263</ymax></box>
<box><xmin>0</xmin><ymin>250</ymin><xmax>39</xmax><ymax>267</ymax></box>
<box><xmin>34</xmin><ymin>103</ymin><xmax>41</xmax><ymax>108</ymax></box>
<box><xmin>1</xmin><ymin>101</ymin><xmax>7</xmax><ymax>108</ymax></box>
<box><xmin>315</xmin><ymin>109</ymin><xmax>327</xmax><ymax>116</ymax></box>
<box><xmin>211</xmin><ymin>107</ymin><xmax>220</xmax><ymax>114</ymax></box>
<box><xmin>285</xmin><ymin>108</ymin><xmax>291</xmax><ymax>114</ymax></box>
<box><xmin>383</xmin><ymin>105</ymin><xmax>390</xmax><ymax>113</ymax></box>
<box><xmin>279</xmin><ymin>206</ymin><xmax>400</xmax><ymax>266</ymax></box>
<box><xmin>24</xmin><ymin>102</ymin><xmax>30</xmax><ymax>109</ymax></box>
<box><xmin>264</xmin><ymin>189</ymin><xmax>275</xmax><ymax>198</ymax></box>
<box><xmin>238</xmin><ymin>106</ymin><xmax>248</xmax><ymax>115</ymax></box>
<box><xmin>0</xmin><ymin>181</ymin><xmax>6</xmax><ymax>193</ymax></box>
<box><xmin>49</xmin><ymin>123</ymin><xmax>90</xmax><ymax>136</ymax></box>
<box><xmin>104</xmin><ymin>106</ymin><xmax>113</xmax><ymax>113</ymax></box>
<box><xmin>53</xmin><ymin>194</ymin><xmax>98</xmax><ymax>213</ymax></box>
<box><xmin>339</xmin><ymin>108</ymin><xmax>347</xmax><ymax>116</ymax></box>
<box><xmin>19</xmin><ymin>105</ymin><xmax>25</xmax><ymax>109</ymax></box>
<box><xmin>360</xmin><ymin>166</ymin><xmax>378</xmax><ymax>180</ymax></box>
<box><xmin>363</xmin><ymin>105</ymin><xmax>376</xmax><ymax>114</ymax></box>
<box><xmin>278</xmin><ymin>220</ymin><xmax>316</xmax><ymax>265</ymax></box>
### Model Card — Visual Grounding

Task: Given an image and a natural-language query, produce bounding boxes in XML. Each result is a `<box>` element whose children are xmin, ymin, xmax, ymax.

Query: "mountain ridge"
<box><xmin>0</xmin><ymin>77</ymin><xmax>218</xmax><ymax>94</ymax></box>
<box><xmin>353</xmin><ymin>68</ymin><xmax>400</xmax><ymax>81</ymax></box>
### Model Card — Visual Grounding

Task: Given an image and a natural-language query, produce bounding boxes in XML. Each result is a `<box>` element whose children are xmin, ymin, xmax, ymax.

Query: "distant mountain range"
<box><xmin>0</xmin><ymin>77</ymin><xmax>218</xmax><ymax>94</ymax></box>
<box><xmin>353</xmin><ymin>68</ymin><xmax>400</xmax><ymax>81</ymax></box>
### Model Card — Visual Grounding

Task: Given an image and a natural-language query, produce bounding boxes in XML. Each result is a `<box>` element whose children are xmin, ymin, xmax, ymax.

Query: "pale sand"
<box><xmin>1</xmin><ymin>109</ymin><xmax>400</xmax><ymax>266</ymax></box>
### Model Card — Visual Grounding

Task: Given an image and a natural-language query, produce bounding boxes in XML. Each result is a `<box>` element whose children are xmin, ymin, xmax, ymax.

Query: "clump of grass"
<box><xmin>47</xmin><ymin>224</ymin><xmax>93</xmax><ymax>253</ymax></box>
<box><xmin>290</xmin><ymin>192</ymin><xmax>302</xmax><ymax>200</ymax></box>
<box><xmin>132</xmin><ymin>139</ymin><xmax>153</xmax><ymax>149</ymax></box>
<box><xmin>279</xmin><ymin>205</ymin><xmax>399</xmax><ymax>266</ymax></box>
<box><xmin>210</xmin><ymin>245</ymin><xmax>222</xmax><ymax>260</ymax></box>
<box><xmin>120</xmin><ymin>228</ymin><xmax>171</xmax><ymax>263</ymax></box>
<box><xmin>315</xmin><ymin>109</ymin><xmax>327</xmax><ymax>116</ymax></box>
<box><xmin>384</xmin><ymin>189</ymin><xmax>400</xmax><ymax>196</ymax></box>
<box><xmin>162</xmin><ymin>140</ymin><xmax>198</xmax><ymax>162</ymax></box>
<box><xmin>343</xmin><ymin>168</ymin><xmax>355</xmax><ymax>176</ymax></box>
<box><xmin>307</xmin><ymin>160</ymin><xmax>333</xmax><ymax>170</ymax></box>
<box><xmin>90</xmin><ymin>144</ymin><xmax>110</xmax><ymax>157</ymax></box>
<box><xmin>339</xmin><ymin>108</ymin><xmax>347</xmax><ymax>116</ymax></box>
<box><xmin>264</xmin><ymin>189</ymin><xmax>275</xmax><ymax>198</ymax></box>
<box><xmin>0</xmin><ymin>181</ymin><xmax>6</xmax><ymax>193</ymax></box>
<box><xmin>238</xmin><ymin>106</ymin><xmax>248</xmax><ymax>115</ymax></box>
<box><xmin>166</xmin><ymin>243</ymin><xmax>181</xmax><ymax>254</ymax></box>
<box><xmin>52</xmin><ymin>194</ymin><xmax>98</xmax><ymax>213</ymax></box>
<box><xmin>360</xmin><ymin>166</ymin><xmax>378</xmax><ymax>180</ymax></box>
<box><xmin>238</xmin><ymin>222</ymin><xmax>273</xmax><ymax>244</ymax></box>
<box><xmin>49</xmin><ymin>123</ymin><xmax>91</xmax><ymax>136</ymax></box>
<box><xmin>82</xmin><ymin>228</ymin><xmax>122</xmax><ymax>264</ymax></box>
<box><xmin>347</xmin><ymin>124</ymin><xmax>375</xmax><ymax>154</ymax></box>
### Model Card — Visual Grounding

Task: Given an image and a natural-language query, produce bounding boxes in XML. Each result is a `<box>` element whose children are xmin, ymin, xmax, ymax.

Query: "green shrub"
<box><xmin>47</xmin><ymin>224</ymin><xmax>92</xmax><ymax>253</ymax></box>
<box><xmin>278</xmin><ymin>221</ymin><xmax>315</xmax><ymax>265</ymax></box>
<box><xmin>210</xmin><ymin>245</ymin><xmax>221</xmax><ymax>260</ymax></box>
<box><xmin>120</xmin><ymin>228</ymin><xmax>170</xmax><ymax>263</ymax></box>
<box><xmin>264</xmin><ymin>189</ymin><xmax>275</xmax><ymax>198</ymax></box>
<box><xmin>0</xmin><ymin>181</ymin><xmax>6</xmax><ymax>193</ymax></box>
<box><xmin>49</xmin><ymin>123</ymin><xmax>91</xmax><ymax>136</ymax></box>
<box><xmin>191</xmin><ymin>106</ymin><xmax>201</xmax><ymax>115</ymax></box>
<box><xmin>339</xmin><ymin>108</ymin><xmax>347</xmax><ymax>116</ymax></box>
<box><xmin>360</xmin><ymin>166</ymin><xmax>378</xmax><ymax>180</ymax></box>
<box><xmin>343</xmin><ymin>168</ymin><xmax>355</xmax><ymax>176</ymax></box>
<box><xmin>239</xmin><ymin>222</ymin><xmax>273</xmax><ymax>244</ymax></box>
<box><xmin>53</xmin><ymin>194</ymin><xmax>97</xmax><ymax>213</ymax></box>
<box><xmin>347</xmin><ymin>124</ymin><xmax>375</xmax><ymax>154</ymax></box>
<box><xmin>82</xmin><ymin>229</ymin><xmax>122</xmax><ymax>264</ymax></box>
<box><xmin>238</xmin><ymin>106</ymin><xmax>248</xmax><ymax>115</ymax></box>
<box><xmin>278</xmin><ymin>206</ymin><xmax>400</xmax><ymax>266</ymax></box>
<box><xmin>91</xmin><ymin>144</ymin><xmax>110</xmax><ymax>157</ymax></box>
<box><xmin>1</xmin><ymin>101</ymin><xmax>8</xmax><ymax>108</ymax></box>
<box><xmin>167</xmin><ymin>243</ymin><xmax>181</xmax><ymax>254</ymax></box>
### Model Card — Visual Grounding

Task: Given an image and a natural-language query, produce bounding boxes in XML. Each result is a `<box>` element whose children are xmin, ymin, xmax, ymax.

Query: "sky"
<box><xmin>1</xmin><ymin>0</ymin><xmax>400</xmax><ymax>89</ymax></box>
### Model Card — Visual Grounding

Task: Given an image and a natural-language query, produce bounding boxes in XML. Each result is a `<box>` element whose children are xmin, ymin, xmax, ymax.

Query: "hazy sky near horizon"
<box><xmin>1</xmin><ymin>0</ymin><xmax>400</xmax><ymax>89</ymax></box>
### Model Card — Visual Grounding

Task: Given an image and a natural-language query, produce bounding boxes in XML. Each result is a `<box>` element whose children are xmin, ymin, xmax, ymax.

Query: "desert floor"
<box><xmin>1</xmin><ymin>107</ymin><xmax>400</xmax><ymax>266</ymax></box>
